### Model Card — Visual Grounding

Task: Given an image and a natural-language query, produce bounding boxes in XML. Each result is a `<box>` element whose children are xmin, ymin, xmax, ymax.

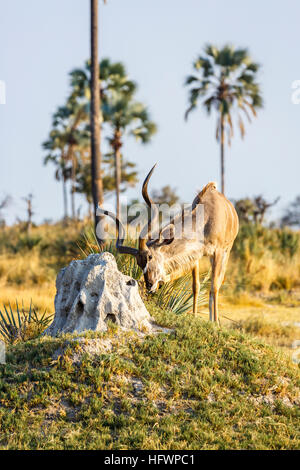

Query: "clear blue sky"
<box><xmin>0</xmin><ymin>0</ymin><xmax>299</xmax><ymax>224</ymax></box>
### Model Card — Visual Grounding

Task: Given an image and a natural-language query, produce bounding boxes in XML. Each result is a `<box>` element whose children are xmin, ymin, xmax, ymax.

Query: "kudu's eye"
<box><xmin>148</xmin><ymin>255</ymin><xmax>153</xmax><ymax>261</ymax></box>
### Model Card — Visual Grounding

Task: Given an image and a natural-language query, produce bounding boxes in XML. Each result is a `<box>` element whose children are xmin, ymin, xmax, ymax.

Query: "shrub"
<box><xmin>0</xmin><ymin>301</ymin><xmax>53</xmax><ymax>344</ymax></box>
<box><xmin>153</xmin><ymin>273</ymin><xmax>209</xmax><ymax>315</ymax></box>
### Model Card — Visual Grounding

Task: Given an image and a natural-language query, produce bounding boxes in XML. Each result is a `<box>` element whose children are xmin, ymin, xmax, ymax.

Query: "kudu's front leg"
<box><xmin>209</xmin><ymin>250</ymin><xmax>229</xmax><ymax>324</ymax></box>
<box><xmin>192</xmin><ymin>263</ymin><xmax>200</xmax><ymax>313</ymax></box>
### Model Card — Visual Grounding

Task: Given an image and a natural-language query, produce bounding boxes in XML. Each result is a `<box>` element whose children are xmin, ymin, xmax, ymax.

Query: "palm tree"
<box><xmin>76</xmin><ymin>151</ymin><xmax>139</xmax><ymax>218</ymax></box>
<box><xmin>185</xmin><ymin>44</ymin><xmax>263</xmax><ymax>194</ymax></box>
<box><xmin>43</xmin><ymin>128</ymin><xmax>70</xmax><ymax>220</ymax></box>
<box><xmin>53</xmin><ymin>102</ymin><xmax>88</xmax><ymax>219</ymax></box>
<box><xmin>103</xmin><ymin>98</ymin><xmax>157</xmax><ymax>219</ymax></box>
<box><xmin>44</xmin><ymin>57</ymin><xmax>151</xmax><ymax>221</ymax></box>
<box><xmin>43</xmin><ymin>99</ymin><xmax>88</xmax><ymax>220</ymax></box>
<box><xmin>70</xmin><ymin>58</ymin><xmax>156</xmax><ymax>220</ymax></box>
<box><xmin>90</xmin><ymin>0</ymin><xmax>104</xmax><ymax>235</ymax></box>
<box><xmin>69</xmin><ymin>59</ymin><xmax>137</xmax><ymax>112</ymax></box>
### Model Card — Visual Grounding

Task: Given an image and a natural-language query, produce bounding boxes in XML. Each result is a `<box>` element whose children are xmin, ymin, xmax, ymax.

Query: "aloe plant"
<box><xmin>0</xmin><ymin>301</ymin><xmax>53</xmax><ymax>344</ymax></box>
<box><xmin>153</xmin><ymin>272</ymin><xmax>209</xmax><ymax>315</ymax></box>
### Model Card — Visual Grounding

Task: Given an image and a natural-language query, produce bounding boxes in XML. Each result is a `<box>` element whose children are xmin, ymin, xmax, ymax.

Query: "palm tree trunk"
<box><xmin>220</xmin><ymin>115</ymin><xmax>225</xmax><ymax>194</ymax></box>
<box><xmin>71</xmin><ymin>184</ymin><xmax>76</xmax><ymax>220</ymax></box>
<box><xmin>88</xmin><ymin>201</ymin><xmax>93</xmax><ymax>220</ymax></box>
<box><xmin>71</xmin><ymin>156</ymin><xmax>76</xmax><ymax>219</ymax></box>
<box><xmin>113</xmin><ymin>128</ymin><xmax>122</xmax><ymax>220</ymax></box>
<box><xmin>90</xmin><ymin>0</ymin><xmax>104</xmax><ymax>237</ymax></box>
<box><xmin>115</xmin><ymin>149</ymin><xmax>121</xmax><ymax>220</ymax></box>
<box><xmin>62</xmin><ymin>177</ymin><xmax>68</xmax><ymax>220</ymax></box>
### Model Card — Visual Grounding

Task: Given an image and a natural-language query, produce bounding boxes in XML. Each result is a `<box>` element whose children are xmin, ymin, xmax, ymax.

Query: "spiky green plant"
<box><xmin>0</xmin><ymin>301</ymin><xmax>53</xmax><ymax>344</ymax></box>
<box><xmin>77</xmin><ymin>227</ymin><xmax>102</xmax><ymax>257</ymax></box>
<box><xmin>153</xmin><ymin>273</ymin><xmax>209</xmax><ymax>315</ymax></box>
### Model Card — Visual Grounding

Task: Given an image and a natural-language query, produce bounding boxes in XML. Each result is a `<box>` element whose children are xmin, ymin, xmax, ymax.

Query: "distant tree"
<box><xmin>253</xmin><ymin>195</ymin><xmax>280</xmax><ymax>225</ymax></box>
<box><xmin>70</xmin><ymin>55</ymin><xmax>135</xmax><ymax>225</ymax></box>
<box><xmin>70</xmin><ymin>59</ymin><xmax>136</xmax><ymax>106</ymax></box>
<box><xmin>76</xmin><ymin>152</ymin><xmax>138</xmax><ymax>219</ymax></box>
<box><xmin>185</xmin><ymin>44</ymin><xmax>263</xmax><ymax>194</ymax></box>
<box><xmin>54</xmin><ymin>102</ymin><xmax>88</xmax><ymax>219</ymax></box>
<box><xmin>234</xmin><ymin>198</ymin><xmax>256</xmax><ymax>224</ymax></box>
<box><xmin>235</xmin><ymin>195</ymin><xmax>279</xmax><ymax>225</ymax></box>
<box><xmin>0</xmin><ymin>195</ymin><xmax>11</xmax><ymax>227</ymax></box>
<box><xmin>104</xmin><ymin>99</ymin><xmax>156</xmax><ymax>219</ymax></box>
<box><xmin>43</xmin><ymin>129</ymin><xmax>70</xmax><ymax>220</ymax></box>
<box><xmin>23</xmin><ymin>194</ymin><xmax>34</xmax><ymax>235</ymax></box>
<box><xmin>102</xmin><ymin>153</ymin><xmax>138</xmax><ymax>196</ymax></box>
<box><xmin>71</xmin><ymin>58</ymin><xmax>156</xmax><ymax>220</ymax></box>
<box><xmin>0</xmin><ymin>196</ymin><xmax>11</xmax><ymax>211</ymax></box>
<box><xmin>89</xmin><ymin>0</ymin><xmax>107</xmax><ymax>228</ymax></box>
<box><xmin>151</xmin><ymin>186</ymin><xmax>180</xmax><ymax>206</ymax></box>
<box><xmin>281</xmin><ymin>196</ymin><xmax>300</xmax><ymax>227</ymax></box>
<box><xmin>45</xmin><ymin>55</ymin><xmax>156</xmax><ymax>223</ymax></box>
<box><xmin>43</xmin><ymin>99</ymin><xmax>88</xmax><ymax>220</ymax></box>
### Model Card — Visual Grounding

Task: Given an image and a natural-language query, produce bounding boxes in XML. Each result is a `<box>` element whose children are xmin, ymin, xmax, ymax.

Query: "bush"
<box><xmin>0</xmin><ymin>301</ymin><xmax>53</xmax><ymax>344</ymax></box>
<box><xmin>230</xmin><ymin>223</ymin><xmax>300</xmax><ymax>292</ymax></box>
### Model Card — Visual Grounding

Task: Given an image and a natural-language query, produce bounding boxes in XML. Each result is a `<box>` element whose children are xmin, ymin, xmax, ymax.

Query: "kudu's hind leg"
<box><xmin>192</xmin><ymin>263</ymin><xmax>200</xmax><ymax>313</ymax></box>
<box><xmin>210</xmin><ymin>250</ymin><xmax>229</xmax><ymax>324</ymax></box>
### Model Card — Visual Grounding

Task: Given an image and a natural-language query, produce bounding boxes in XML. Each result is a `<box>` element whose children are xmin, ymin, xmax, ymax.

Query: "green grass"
<box><xmin>0</xmin><ymin>302</ymin><xmax>299</xmax><ymax>450</ymax></box>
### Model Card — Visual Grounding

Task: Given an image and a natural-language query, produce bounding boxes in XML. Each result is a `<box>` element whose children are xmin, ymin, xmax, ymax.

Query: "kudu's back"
<box><xmin>192</xmin><ymin>183</ymin><xmax>239</xmax><ymax>252</ymax></box>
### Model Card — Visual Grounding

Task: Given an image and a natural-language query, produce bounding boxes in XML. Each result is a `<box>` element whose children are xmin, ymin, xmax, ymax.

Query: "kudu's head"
<box><xmin>98</xmin><ymin>165</ymin><xmax>174</xmax><ymax>293</ymax></box>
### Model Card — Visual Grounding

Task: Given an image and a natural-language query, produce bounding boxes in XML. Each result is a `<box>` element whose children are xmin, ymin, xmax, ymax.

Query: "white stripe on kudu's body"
<box><xmin>99</xmin><ymin>165</ymin><xmax>239</xmax><ymax>324</ymax></box>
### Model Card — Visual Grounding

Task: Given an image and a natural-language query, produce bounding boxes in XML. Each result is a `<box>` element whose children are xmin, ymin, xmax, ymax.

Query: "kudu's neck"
<box><xmin>160</xmin><ymin>239</ymin><xmax>203</xmax><ymax>282</ymax></box>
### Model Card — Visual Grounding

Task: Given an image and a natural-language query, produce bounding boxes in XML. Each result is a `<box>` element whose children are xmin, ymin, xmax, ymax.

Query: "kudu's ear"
<box><xmin>157</xmin><ymin>224</ymin><xmax>175</xmax><ymax>246</ymax></box>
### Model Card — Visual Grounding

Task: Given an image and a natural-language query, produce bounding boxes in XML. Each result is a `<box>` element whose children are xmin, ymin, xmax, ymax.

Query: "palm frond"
<box><xmin>238</xmin><ymin>114</ymin><xmax>246</xmax><ymax>139</ymax></box>
<box><xmin>184</xmin><ymin>43</ymin><xmax>262</xmax><ymax>146</ymax></box>
<box><xmin>154</xmin><ymin>272</ymin><xmax>209</xmax><ymax>315</ymax></box>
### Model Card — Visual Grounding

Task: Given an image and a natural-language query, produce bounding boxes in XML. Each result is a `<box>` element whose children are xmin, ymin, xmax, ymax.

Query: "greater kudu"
<box><xmin>98</xmin><ymin>165</ymin><xmax>239</xmax><ymax>323</ymax></box>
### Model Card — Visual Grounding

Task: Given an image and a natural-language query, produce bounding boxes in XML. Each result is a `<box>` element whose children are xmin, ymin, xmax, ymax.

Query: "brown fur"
<box><xmin>193</xmin><ymin>181</ymin><xmax>217</xmax><ymax>204</ymax></box>
<box><xmin>99</xmin><ymin>169</ymin><xmax>239</xmax><ymax>324</ymax></box>
<box><xmin>148</xmin><ymin>181</ymin><xmax>239</xmax><ymax>323</ymax></box>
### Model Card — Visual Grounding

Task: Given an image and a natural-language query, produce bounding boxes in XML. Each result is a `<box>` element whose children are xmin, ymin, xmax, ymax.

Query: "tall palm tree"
<box><xmin>44</xmin><ymin>99</ymin><xmax>88</xmax><ymax>220</ymax></box>
<box><xmin>69</xmin><ymin>59</ymin><xmax>136</xmax><ymax>109</ymax></box>
<box><xmin>104</xmin><ymin>98</ymin><xmax>157</xmax><ymax>219</ymax></box>
<box><xmin>44</xmin><ymin>57</ymin><xmax>152</xmax><ymax>221</ymax></box>
<box><xmin>43</xmin><ymin>128</ymin><xmax>71</xmax><ymax>220</ymax></box>
<box><xmin>70</xmin><ymin>58</ymin><xmax>156</xmax><ymax>220</ymax></box>
<box><xmin>76</xmin><ymin>150</ymin><xmax>139</xmax><ymax>218</ymax></box>
<box><xmin>53</xmin><ymin>102</ymin><xmax>87</xmax><ymax>219</ymax></box>
<box><xmin>185</xmin><ymin>44</ymin><xmax>263</xmax><ymax>194</ymax></box>
<box><xmin>90</xmin><ymin>0</ymin><xmax>104</xmax><ymax>235</ymax></box>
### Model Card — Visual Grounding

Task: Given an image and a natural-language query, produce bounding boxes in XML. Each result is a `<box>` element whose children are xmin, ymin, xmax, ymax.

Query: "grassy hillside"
<box><xmin>0</xmin><ymin>303</ymin><xmax>299</xmax><ymax>450</ymax></box>
<box><xmin>0</xmin><ymin>222</ymin><xmax>299</xmax><ymax>355</ymax></box>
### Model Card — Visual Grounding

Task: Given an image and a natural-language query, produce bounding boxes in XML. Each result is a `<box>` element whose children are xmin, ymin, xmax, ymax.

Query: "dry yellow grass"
<box><xmin>222</xmin><ymin>292</ymin><xmax>265</xmax><ymax>308</ymax></box>
<box><xmin>0</xmin><ymin>284</ymin><xmax>56</xmax><ymax>313</ymax></box>
<box><xmin>217</xmin><ymin>294</ymin><xmax>300</xmax><ymax>358</ymax></box>
<box><xmin>0</xmin><ymin>253</ymin><xmax>56</xmax><ymax>286</ymax></box>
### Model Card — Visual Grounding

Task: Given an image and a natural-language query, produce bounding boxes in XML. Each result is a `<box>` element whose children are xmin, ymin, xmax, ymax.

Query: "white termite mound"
<box><xmin>45</xmin><ymin>252</ymin><xmax>154</xmax><ymax>336</ymax></box>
